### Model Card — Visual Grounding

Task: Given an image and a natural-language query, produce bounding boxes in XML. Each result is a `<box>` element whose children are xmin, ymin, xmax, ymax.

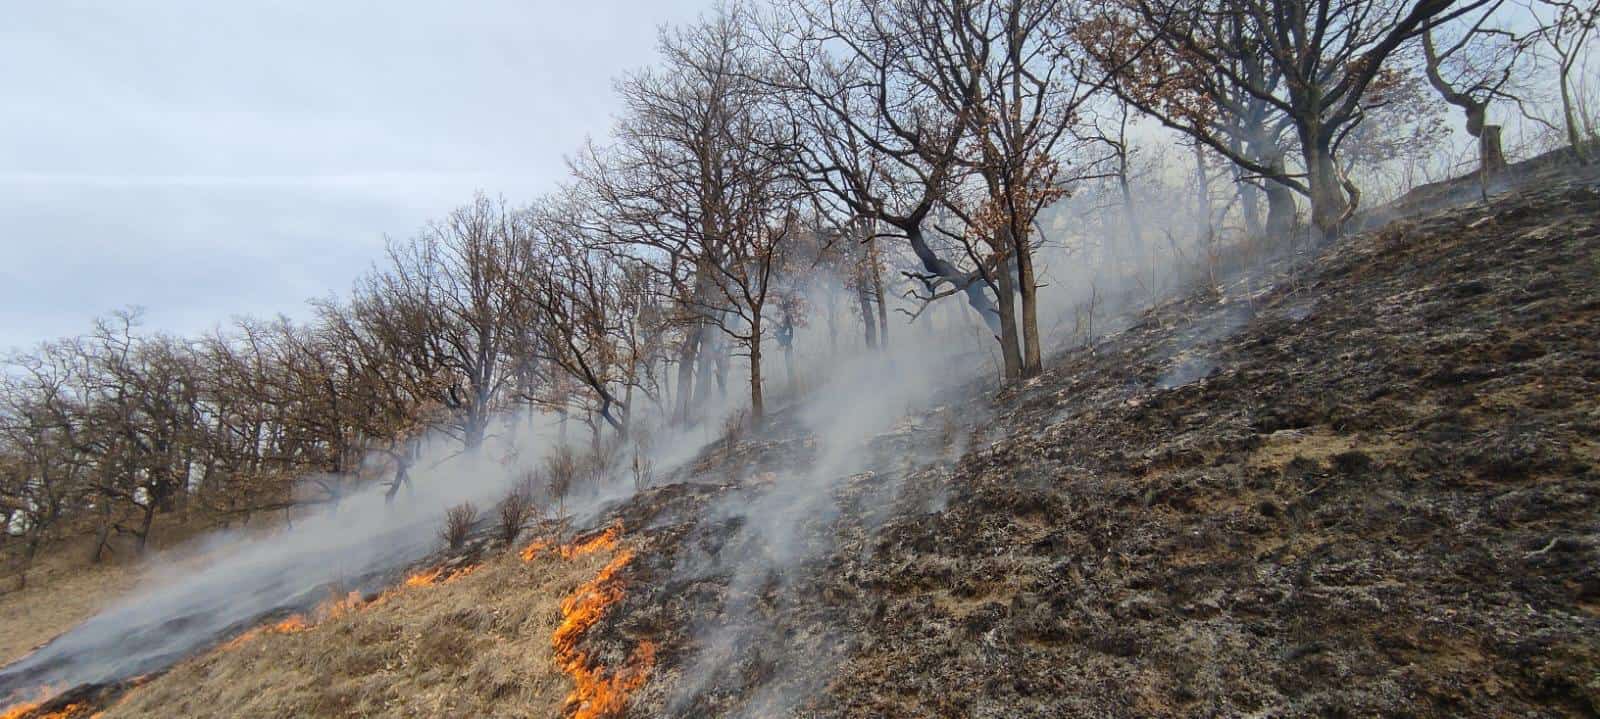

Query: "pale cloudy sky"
<box><xmin>0</xmin><ymin>0</ymin><xmax>708</xmax><ymax>350</ymax></box>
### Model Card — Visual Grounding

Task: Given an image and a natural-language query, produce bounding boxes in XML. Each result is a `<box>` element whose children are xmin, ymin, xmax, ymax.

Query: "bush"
<box><xmin>496</xmin><ymin>487</ymin><xmax>534</xmax><ymax>548</ymax></box>
<box><xmin>440</xmin><ymin>502</ymin><xmax>478</xmax><ymax>550</ymax></box>
<box><xmin>543</xmin><ymin>446</ymin><xmax>578</xmax><ymax>519</ymax></box>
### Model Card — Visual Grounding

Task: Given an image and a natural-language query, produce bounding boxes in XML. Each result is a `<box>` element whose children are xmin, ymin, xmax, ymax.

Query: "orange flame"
<box><xmin>0</xmin><ymin>696</ymin><xmax>44</xmax><ymax>719</ymax></box>
<box><xmin>216</xmin><ymin>562</ymin><xmax>479</xmax><ymax>654</ymax></box>
<box><xmin>559</xmin><ymin>523</ymin><xmax>622</xmax><ymax>561</ymax></box>
<box><xmin>314</xmin><ymin>591</ymin><xmax>366</xmax><ymax>621</ymax></box>
<box><xmin>83</xmin><ymin>674</ymin><xmax>151</xmax><ymax>719</ymax></box>
<box><xmin>0</xmin><ymin>686</ymin><xmax>74</xmax><ymax>719</ymax></box>
<box><xmin>271</xmin><ymin>614</ymin><xmax>310</xmax><ymax>634</ymax></box>
<box><xmin>401</xmin><ymin>564</ymin><xmax>476</xmax><ymax>588</ymax></box>
<box><xmin>545</xmin><ymin>523</ymin><xmax>654</xmax><ymax>719</ymax></box>
<box><xmin>521</xmin><ymin>521</ymin><xmax>623</xmax><ymax>564</ymax></box>
<box><xmin>34</xmin><ymin>703</ymin><xmax>83</xmax><ymax>719</ymax></box>
<box><xmin>520</xmin><ymin>539</ymin><xmax>552</xmax><ymax>562</ymax></box>
<box><xmin>404</xmin><ymin>567</ymin><xmax>445</xmax><ymax>587</ymax></box>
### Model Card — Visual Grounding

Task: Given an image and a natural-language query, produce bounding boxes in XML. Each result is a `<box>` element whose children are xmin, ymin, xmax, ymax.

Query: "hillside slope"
<box><xmin>9</xmin><ymin>165</ymin><xmax>1597</xmax><ymax>719</ymax></box>
<box><xmin>607</xmin><ymin>165</ymin><xmax>1600</xmax><ymax>718</ymax></box>
<box><xmin>805</xmin><ymin>171</ymin><xmax>1600</xmax><ymax>716</ymax></box>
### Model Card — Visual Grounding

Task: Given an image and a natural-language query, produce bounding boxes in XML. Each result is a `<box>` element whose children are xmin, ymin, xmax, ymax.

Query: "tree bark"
<box><xmin>749</xmin><ymin>316</ymin><xmax>764</xmax><ymax>423</ymax></box>
<box><xmin>870</xmin><ymin>239</ymin><xmax>889</xmax><ymax>349</ymax></box>
<box><xmin>1560</xmin><ymin>71</ymin><xmax>1589</xmax><ymax>163</ymax></box>
<box><xmin>994</xmin><ymin>253</ymin><xmax>1024</xmax><ymax>380</ymax></box>
<box><xmin>1239</xmin><ymin>178</ymin><xmax>1264</xmax><ymax>238</ymax></box>
<box><xmin>1480</xmin><ymin>124</ymin><xmax>1507</xmax><ymax>174</ymax></box>
<box><xmin>857</xmin><ymin>280</ymin><xmax>878</xmax><ymax>349</ymax></box>
<box><xmin>1193</xmin><ymin>142</ymin><xmax>1213</xmax><ymax>235</ymax></box>
<box><xmin>673</xmin><ymin>327</ymin><xmax>700</xmax><ymax>425</ymax></box>
<box><xmin>137</xmin><ymin>500</ymin><xmax>155</xmax><ymax>554</ymax></box>
<box><xmin>1119</xmin><ymin>171</ymin><xmax>1144</xmax><ymax>265</ymax></box>
<box><xmin>692</xmin><ymin>329</ymin><xmax>716</xmax><ymax>411</ymax></box>
<box><xmin>91</xmin><ymin>496</ymin><xmax>112</xmax><ymax>564</ymax></box>
<box><xmin>1304</xmin><ymin>138</ymin><xmax>1349</xmax><ymax>237</ymax></box>
<box><xmin>1012</xmin><ymin>226</ymin><xmax>1042</xmax><ymax>378</ymax></box>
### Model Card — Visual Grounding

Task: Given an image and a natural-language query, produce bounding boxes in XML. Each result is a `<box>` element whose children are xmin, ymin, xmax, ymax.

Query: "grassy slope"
<box><xmin>1</xmin><ymin>540</ymin><xmax>143</xmax><ymax>666</ymax></box>
<box><xmin>100</xmin><ymin>547</ymin><xmax>611</xmax><ymax>719</ymax></box>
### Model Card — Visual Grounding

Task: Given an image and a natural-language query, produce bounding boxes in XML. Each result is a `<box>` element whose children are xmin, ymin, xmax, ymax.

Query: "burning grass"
<box><xmin>0</xmin><ymin>688</ymin><xmax>51</xmax><ymax>719</ymax></box>
<box><xmin>528</xmin><ymin>522</ymin><xmax>655</xmax><ymax>719</ymax></box>
<box><xmin>211</xmin><ymin>563</ymin><xmax>479</xmax><ymax>656</ymax></box>
<box><xmin>0</xmin><ymin>687</ymin><xmax>91</xmax><ymax>719</ymax></box>
<box><xmin>90</xmin><ymin>526</ymin><xmax>651</xmax><ymax>719</ymax></box>
<box><xmin>552</xmin><ymin>549</ymin><xmax>655</xmax><ymax>719</ymax></box>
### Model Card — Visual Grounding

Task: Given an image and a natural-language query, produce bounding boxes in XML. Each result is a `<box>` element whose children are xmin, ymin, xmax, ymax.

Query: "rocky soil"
<box><xmin>594</xmin><ymin>161</ymin><xmax>1600</xmax><ymax>717</ymax></box>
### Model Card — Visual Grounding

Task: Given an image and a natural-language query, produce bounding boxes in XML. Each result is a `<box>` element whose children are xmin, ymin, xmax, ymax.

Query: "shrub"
<box><xmin>440</xmin><ymin>502</ymin><xmax>478</xmax><ymax>550</ymax></box>
<box><xmin>496</xmin><ymin>487</ymin><xmax>534</xmax><ymax>548</ymax></box>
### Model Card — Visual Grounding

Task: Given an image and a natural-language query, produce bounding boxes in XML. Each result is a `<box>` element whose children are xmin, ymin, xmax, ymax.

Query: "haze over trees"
<box><xmin>3</xmin><ymin>0</ymin><xmax>1594</xmax><ymax>585</ymax></box>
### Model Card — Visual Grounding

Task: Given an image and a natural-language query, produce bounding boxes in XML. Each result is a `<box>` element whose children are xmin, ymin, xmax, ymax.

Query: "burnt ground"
<box><xmin>590</xmin><ymin>161</ymin><xmax>1600</xmax><ymax>718</ymax></box>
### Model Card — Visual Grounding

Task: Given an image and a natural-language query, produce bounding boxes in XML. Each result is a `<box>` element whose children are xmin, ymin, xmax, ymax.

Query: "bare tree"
<box><xmin>384</xmin><ymin>194</ymin><xmax>533</xmax><ymax>450</ymax></box>
<box><xmin>1526</xmin><ymin>0</ymin><xmax>1599</xmax><ymax>161</ymax></box>
<box><xmin>1098</xmin><ymin>0</ymin><xmax>1494</xmax><ymax>235</ymax></box>
<box><xmin>1421</xmin><ymin>0</ymin><xmax>1523</xmax><ymax>174</ymax></box>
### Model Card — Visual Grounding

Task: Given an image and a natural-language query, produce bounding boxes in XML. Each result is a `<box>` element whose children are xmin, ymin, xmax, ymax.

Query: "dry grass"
<box><xmin>1</xmin><ymin>510</ymin><xmax>289</xmax><ymax>666</ymax></box>
<box><xmin>100</xmin><ymin>549</ymin><xmax>612</xmax><ymax>719</ymax></box>
<box><xmin>0</xmin><ymin>538</ymin><xmax>142</xmax><ymax>665</ymax></box>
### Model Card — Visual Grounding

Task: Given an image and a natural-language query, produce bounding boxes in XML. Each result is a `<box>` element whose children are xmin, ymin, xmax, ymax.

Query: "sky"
<box><xmin>0</xmin><ymin>0</ymin><xmax>709</xmax><ymax>351</ymax></box>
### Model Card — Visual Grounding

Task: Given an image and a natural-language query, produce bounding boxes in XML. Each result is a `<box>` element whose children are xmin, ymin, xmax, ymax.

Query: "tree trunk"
<box><xmin>1250</xmin><ymin>140</ymin><xmax>1297</xmax><ymax>240</ymax></box>
<box><xmin>91</xmin><ymin>497</ymin><xmax>112</xmax><ymax>564</ymax></box>
<box><xmin>994</xmin><ymin>253</ymin><xmax>1024</xmax><ymax>380</ymax></box>
<box><xmin>1230</xmin><ymin>133</ymin><xmax>1263</xmax><ymax>238</ymax></box>
<box><xmin>692</xmin><ymin>329</ymin><xmax>716</xmax><ymax>411</ymax></box>
<box><xmin>1118</xmin><ymin>164</ymin><xmax>1142</xmax><ymax>267</ymax></box>
<box><xmin>713</xmin><ymin>346</ymin><xmax>728</xmax><ymax>398</ymax></box>
<box><xmin>857</xmin><ymin>281</ymin><xmax>878</xmax><ymax>349</ymax></box>
<box><xmin>748</xmin><ymin>317</ymin><xmax>764</xmax><ymax>424</ymax></box>
<box><xmin>673</xmin><ymin>327</ymin><xmax>700</xmax><ymax>425</ymax></box>
<box><xmin>1560</xmin><ymin>71</ymin><xmax>1589</xmax><ymax>163</ymax></box>
<box><xmin>137</xmin><ymin>500</ymin><xmax>156</xmax><ymax>554</ymax></box>
<box><xmin>1480</xmin><ymin>124</ymin><xmax>1507</xmax><ymax>175</ymax></box>
<box><xmin>782</xmin><ymin>334</ymin><xmax>797</xmax><ymax>393</ymax></box>
<box><xmin>621</xmin><ymin>375</ymin><xmax>634</xmax><ymax>439</ymax></box>
<box><xmin>1239</xmin><ymin>179</ymin><xmax>1264</xmax><ymax>238</ymax></box>
<box><xmin>1304</xmin><ymin>138</ymin><xmax>1348</xmax><ymax>237</ymax></box>
<box><xmin>1424</xmin><ymin>29</ymin><xmax>1511</xmax><ymax>177</ymax></box>
<box><xmin>464</xmin><ymin>411</ymin><xmax>486</xmax><ymax>451</ymax></box>
<box><xmin>1012</xmin><ymin>227</ymin><xmax>1042</xmax><ymax>378</ymax></box>
<box><xmin>1193</xmin><ymin>142</ymin><xmax>1213</xmax><ymax>235</ymax></box>
<box><xmin>870</xmin><ymin>239</ymin><xmax>889</xmax><ymax>349</ymax></box>
<box><xmin>385</xmin><ymin>451</ymin><xmax>412</xmax><ymax>504</ymax></box>
<box><xmin>1264</xmin><ymin>176</ymin><xmax>1297</xmax><ymax>240</ymax></box>
<box><xmin>17</xmin><ymin>532</ymin><xmax>41</xmax><ymax>590</ymax></box>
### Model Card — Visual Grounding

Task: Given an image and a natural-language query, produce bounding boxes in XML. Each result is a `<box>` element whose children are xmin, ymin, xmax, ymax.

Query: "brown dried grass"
<box><xmin>98</xmin><ymin>550</ymin><xmax>611</xmax><ymax>719</ymax></box>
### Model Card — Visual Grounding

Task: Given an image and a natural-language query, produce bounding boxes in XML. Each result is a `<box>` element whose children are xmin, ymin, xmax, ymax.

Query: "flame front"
<box><xmin>536</xmin><ymin>522</ymin><xmax>655</xmax><ymax>719</ymax></box>
<box><xmin>217</xmin><ymin>563</ymin><xmax>475</xmax><ymax>654</ymax></box>
<box><xmin>559</xmin><ymin>523</ymin><xmax>622</xmax><ymax>560</ymax></box>
<box><xmin>519</xmin><ymin>539</ymin><xmax>552</xmax><ymax>562</ymax></box>
<box><xmin>401</xmin><ymin>564</ymin><xmax>476</xmax><ymax>589</ymax></box>
<box><xmin>0</xmin><ymin>689</ymin><xmax>47</xmax><ymax>719</ymax></box>
<box><xmin>33</xmin><ymin>703</ymin><xmax>83</xmax><ymax>719</ymax></box>
<box><xmin>0</xmin><ymin>687</ymin><xmax>85</xmax><ymax>719</ymax></box>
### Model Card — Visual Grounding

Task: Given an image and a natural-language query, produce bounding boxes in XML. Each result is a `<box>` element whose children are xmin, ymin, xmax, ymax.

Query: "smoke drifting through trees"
<box><xmin>0</xmin><ymin>0</ymin><xmax>1593</xmax><ymax>690</ymax></box>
